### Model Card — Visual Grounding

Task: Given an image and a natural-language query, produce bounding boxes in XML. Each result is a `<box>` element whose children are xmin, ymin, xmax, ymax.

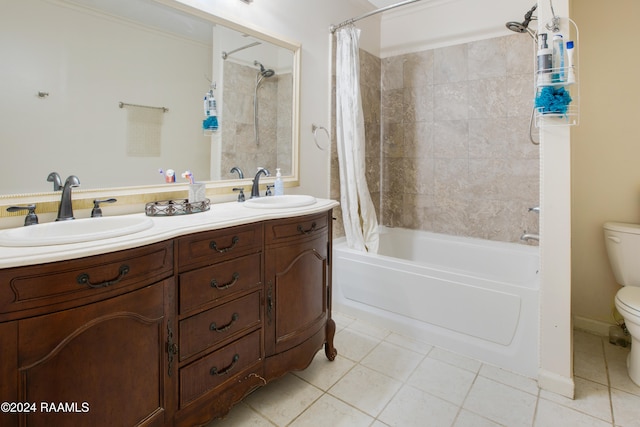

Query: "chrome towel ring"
<box><xmin>312</xmin><ymin>124</ymin><xmax>330</xmax><ymax>150</ymax></box>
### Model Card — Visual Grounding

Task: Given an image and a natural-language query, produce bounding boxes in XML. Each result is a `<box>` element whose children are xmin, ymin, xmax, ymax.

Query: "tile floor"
<box><xmin>209</xmin><ymin>312</ymin><xmax>640</xmax><ymax>426</ymax></box>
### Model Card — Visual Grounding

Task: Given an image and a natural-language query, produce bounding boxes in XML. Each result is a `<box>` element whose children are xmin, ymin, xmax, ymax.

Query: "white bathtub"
<box><xmin>332</xmin><ymin>227</ymin><xmax>540</xmax><ymax>377</ymax></box>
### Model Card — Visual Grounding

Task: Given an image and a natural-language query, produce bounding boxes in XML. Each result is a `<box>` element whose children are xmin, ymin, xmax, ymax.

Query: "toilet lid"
<box><xmin>616</xmin><ymin>287</ymin><xmax>640</xmax><ymax>315</ymax></box>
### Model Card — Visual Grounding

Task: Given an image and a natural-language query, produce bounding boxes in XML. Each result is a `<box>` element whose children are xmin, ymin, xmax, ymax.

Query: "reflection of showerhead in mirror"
<box><xmin>254</xmin><ymin>60</ymin><xmax>275</xmax><ymax>78</ymax></box>
<box><xmin>505</xmin><ymin>4</ymin><xmax>537</xmax><ymax>39</ymax></box>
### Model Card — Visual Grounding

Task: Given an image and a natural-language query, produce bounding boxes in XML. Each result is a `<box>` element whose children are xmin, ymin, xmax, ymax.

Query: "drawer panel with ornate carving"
<box><xmin>179</xmin><ymin>291</ymin><xmax>261</xmax><ymax>361</ymax></box>
<box><xmin>177</xmin><ymin>223</ymin><xmax>262</xmax><ymax>271</ymax></box>
<box><xmin>178</xmin><ymin>253</ymin><xmax>262</xmax><ymax>314</ymax></box>
<box><xmin>0</xmin><ymin>241</ymin><xmax>173</xmax><ymax>319</ymax></box>
<box><xmin>179</xmin><ymin>329</ymin><xmax>262</xmax><ymax>407</ymax></box>
<box><xmin>265</xmin><ymin>212</ymin><xmax>329</xmax><ymax>245</ymax></box>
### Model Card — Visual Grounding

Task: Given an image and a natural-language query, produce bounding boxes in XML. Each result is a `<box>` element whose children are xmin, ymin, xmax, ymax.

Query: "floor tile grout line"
<box><xmin>452</xmin><ymin>368</ymin><xmax>481</xmax><ymax>427</ymax></box>
<box><xmin>601</xmin><ymin>336</ymin><xmax>617</xmax><ymax>427</ymax></box>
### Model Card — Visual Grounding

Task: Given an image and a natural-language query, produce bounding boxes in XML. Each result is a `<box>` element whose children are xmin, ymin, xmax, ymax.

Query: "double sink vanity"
<box><xmin>1</xmin><ymin>0</ymin><xmax>333</xmax><ymax>424</ymax></box>
<box><xmin>0</xmin><ymin>196</ymin><xmax>338</xmax><ymax>426</ymax></box>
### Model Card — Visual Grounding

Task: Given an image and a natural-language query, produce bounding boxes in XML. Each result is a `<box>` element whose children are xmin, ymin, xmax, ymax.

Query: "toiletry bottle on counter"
<box><xmin>552</xmin><ymin>34</ymin><xmax>565</xmax><ymax>83</ymax></box>
<box><xmin>274</xmin><ymin>168</ymin><xmax>284</xmax><ymax>196</ymax></box>
<box><xmin>537</xmin><ymin>33</ymin><xmax>552</xmax><ymax>86</ymax></box>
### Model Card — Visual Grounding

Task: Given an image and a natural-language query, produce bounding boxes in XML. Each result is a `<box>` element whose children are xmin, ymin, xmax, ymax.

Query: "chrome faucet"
<box><xmin>56</xmin><ymin>175</ymin><xmax>80</xmax><ymax>221</ymax></box>
<box><xmin>47</xmin><ymin>172</ymin><xmax>62</xmax><ymax>191</ymax></box>
<box><xmin>229</xmin><ymin>166</ymin><xmax>244</xmax><ymax>179</ymax></box>
<box><xmin>520</xmin><ymin>232</ymin><xmax>539</xmax><ymax>243</ymax></box>
<box><xmin>250</xmin><ymin>168</ymin><xmax>269</xmax><ymax>198</ymax></box>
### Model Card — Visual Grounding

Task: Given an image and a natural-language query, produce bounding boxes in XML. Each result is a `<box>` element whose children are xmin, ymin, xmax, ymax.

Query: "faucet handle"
<box><xmin>265</xmin><ymin>184</ymin><xmax>274</xmax><ymax>197</ymax></box>
<box><xmin>232</xmin><ymin>187</ymin><xmax>245</xmax><ymax>202</ymax></box>
<box><xmin>91</xmin><ymin>198</ymin><xmax>117</xmax><ymax>218</ymax></box>
<box><xmin>7</xmin><ymin>204</ymin><xmax>38</xmax><ymax>226</ymax></box>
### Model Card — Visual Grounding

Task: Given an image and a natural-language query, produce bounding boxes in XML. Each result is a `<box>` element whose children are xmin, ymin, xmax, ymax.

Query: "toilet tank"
<box><xmin>604</xmin><ymin>222</ymin><xmax>640</xmax><ymax>286</ymax></box>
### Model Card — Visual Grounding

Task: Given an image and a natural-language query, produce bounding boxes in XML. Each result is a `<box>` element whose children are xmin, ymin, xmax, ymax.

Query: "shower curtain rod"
<box><xmin>221</xmin><ymin>41</ymin><xmax>261</xmax><ymax>60</ymax></box>
<box><xmin>330</xmin><ymin>0</ymin><xmax>424</xmax><ymax>33</ymax></box>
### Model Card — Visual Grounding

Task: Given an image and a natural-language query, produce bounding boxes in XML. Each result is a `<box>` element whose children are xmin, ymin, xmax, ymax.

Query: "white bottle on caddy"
<box><xmin>274</xmin><ymin>168</ymin><xmax>284</xmax><ymax>196</ymax></box>
<box><xmin>537</xmin><ymin>33</ymin><xmax>552</xmax><ymax>86</ymax></box>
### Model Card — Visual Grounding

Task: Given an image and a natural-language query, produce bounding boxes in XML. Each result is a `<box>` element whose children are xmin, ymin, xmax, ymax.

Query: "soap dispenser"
<box><xmin>274</xmin><ymin>168</ymin><xmax>284</xmax><ymax>196</ymax></box>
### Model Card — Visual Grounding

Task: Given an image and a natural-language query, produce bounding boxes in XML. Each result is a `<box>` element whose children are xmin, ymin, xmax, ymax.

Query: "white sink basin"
<box><xmin>243</xmin><ymin>195</ymin><xmax>317</xmax><ymax>209</ymax></box>
<box><xmin>0</xmin><ymin>216</ymin><xmax>154</xmax><ymax>247</ymax></box>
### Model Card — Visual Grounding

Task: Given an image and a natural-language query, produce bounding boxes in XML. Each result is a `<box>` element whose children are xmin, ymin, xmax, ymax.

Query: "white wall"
<box><xmin>379</xmin><ymin>0</ymin><xmax>534</xmax><ymax>56</ymax></box>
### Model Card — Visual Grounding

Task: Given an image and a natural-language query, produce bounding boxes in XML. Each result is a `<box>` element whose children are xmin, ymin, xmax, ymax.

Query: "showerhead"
<box><xmin>506</xmin><ymin>21</ymin><xmax>529</xmax><ymax>33</ymax></box>
<box><xmin>506</xmin><ymin>4</ymin><xmax>537</xmax><ymax>38</ymax></box>
<box><xmin>254</xmin><ymin>60</ymin><xmax>275</xmax><ymax>78</ymax></box>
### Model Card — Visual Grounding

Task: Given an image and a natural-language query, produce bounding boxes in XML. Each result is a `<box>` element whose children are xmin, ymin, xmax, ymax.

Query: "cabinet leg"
<box><xmin>324</xmin><ymin>318</ymin><xmax>338</xmax><ymax>361</ymax></box>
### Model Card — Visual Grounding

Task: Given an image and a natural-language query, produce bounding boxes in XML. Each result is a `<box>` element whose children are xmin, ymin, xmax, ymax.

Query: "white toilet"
<box><xmin>604</xmin><ymin>222</ymin><xmax>640</xmax><ymax>386</ymax></box>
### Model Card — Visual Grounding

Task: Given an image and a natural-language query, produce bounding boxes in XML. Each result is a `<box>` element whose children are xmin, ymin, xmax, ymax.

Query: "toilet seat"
<box><xmin>616</xmin><ymin>287</ymin><xmax>640</xmax><ymax>317</ymax></box>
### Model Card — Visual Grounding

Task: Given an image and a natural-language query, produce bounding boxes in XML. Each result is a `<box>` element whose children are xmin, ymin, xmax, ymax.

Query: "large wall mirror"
<box><xmin>1</xmin><ymin>0</ymin><xmax>300</xmax><ymax>198</ymax></box>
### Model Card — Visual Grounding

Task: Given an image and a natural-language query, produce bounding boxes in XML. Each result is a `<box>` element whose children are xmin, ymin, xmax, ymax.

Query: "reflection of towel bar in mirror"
<box><xmin>119</xmin><ymin>102</ymin><xmax>169</xmax><ymax>113</ymax></box>
<box><xmin>311</xmin><ymin>124</ymin><xmax>330</xmax><ymax>150</ymax></box>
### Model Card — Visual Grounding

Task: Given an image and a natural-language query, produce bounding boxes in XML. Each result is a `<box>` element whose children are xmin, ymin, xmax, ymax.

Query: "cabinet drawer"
<box><xmin>265</xmin><ymin>212</ymin><xmax>329</xmax><ymax>245</ymax></box>
<box><xmin>179</xmin><ymin>329</ymin><xmax>262</xmax><ymax>406</ymax></box>
<box><xmin>179</xmin><ymin>291</ymin><xmax>261</xmax><ymax>361</ymax></box>
<box><xmin>179</xmin><ymin>253</ymin><xmax>262</xmax><ymax>314</ymax></box>
<box><xmin>177</xmin><ymin>223</ymin><xmax>262</xmax><ymax>271</ymax></box>
<box><xmin>0</xmin><ymin>241</ymin><xmax>173</xmax><ymax>318</ymax></box>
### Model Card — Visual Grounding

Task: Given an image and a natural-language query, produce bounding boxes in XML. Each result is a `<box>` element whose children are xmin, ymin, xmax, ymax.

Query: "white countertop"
<box><xmin>0</xmin><ymin>198</ymin><xmax>339</xmax><ymax>269</ymax></box>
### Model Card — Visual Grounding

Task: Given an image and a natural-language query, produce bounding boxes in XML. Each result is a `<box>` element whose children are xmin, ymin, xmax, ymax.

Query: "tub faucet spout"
<box><xmin>56</xmin><ymin>175</ymin><xmax>80</xmax><ymax>221</ymax></box>
<box><xmin>520</xmin><ymin>232</ymin><xmax>539</xmax><ymax>243</ymax></box>
<box><xmin>250</xmin><ymin>167</ymin><xmax>269</xmax><ymax>198</ymax></box>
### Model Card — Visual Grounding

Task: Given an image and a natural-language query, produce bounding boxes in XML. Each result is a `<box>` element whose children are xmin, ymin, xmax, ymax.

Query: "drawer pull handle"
<box><xmin>77</xmin><ymin>264</ymin><xmax>130</xmax><ymax>289</ymax></box>
<box><xmin>210</xmin><ymin>313</ymin><xmax>239</xmax><ymax>332</ymax></box>
<box><xmin>209</xmin><ymin>236</ymin><xmax>239</xmax><ymax>253</ymax></box>
<box><xmin>297</xmin><ymin>222</ymin><xmax>317</xmax><ymax>235</ymax></box>
<box><xmin>210</xmin><ymin>354</ymin><xmax>239</xmax><ymax>376</ymax></box>
<box><xmin>210</xmin><ymin>272</ymin><xmax>240</xmax><ymax>290</ymax></box>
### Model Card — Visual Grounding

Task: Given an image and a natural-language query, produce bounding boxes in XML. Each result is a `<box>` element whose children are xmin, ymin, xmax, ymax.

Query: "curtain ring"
<box><xmin>312</xmin><ymin>124</ymin><xmax>330</xmax><ymax>151</ymax></box>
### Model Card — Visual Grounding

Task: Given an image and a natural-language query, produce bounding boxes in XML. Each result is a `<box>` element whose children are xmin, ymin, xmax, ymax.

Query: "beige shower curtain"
<box><xmin>335</xmin><ymin>25</ymin><xmax>379</xmax><ymax>253</ymax></box>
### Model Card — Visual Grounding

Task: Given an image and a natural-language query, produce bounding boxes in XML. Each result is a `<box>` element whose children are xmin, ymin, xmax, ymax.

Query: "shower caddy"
<box><xmin>534</xmin><ymin>18</ymin><xmax>579</xmax><ymax>128</ymax></box>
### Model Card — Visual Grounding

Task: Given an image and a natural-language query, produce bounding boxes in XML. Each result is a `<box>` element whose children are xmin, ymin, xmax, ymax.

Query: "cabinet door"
<box><xmin>264</xmin><ymin>231</ymin><xmax>328</xmax><ymax>356</ymax></box>
<box><xmin>17</xmin><ymin>280</ymin><xmax>173</xmax><ymax>427</ymax></box>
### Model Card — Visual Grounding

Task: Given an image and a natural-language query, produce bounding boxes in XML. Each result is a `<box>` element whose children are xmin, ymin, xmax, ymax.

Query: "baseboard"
<box><xmin>538</xmin><ymin>368</ymin><xmax>575</xmax><ymax>399</ymax></box>
<box><xmin>573</xmin><ymin>315</ymin><xmax>614</xmax><ymax>337</ymax></box>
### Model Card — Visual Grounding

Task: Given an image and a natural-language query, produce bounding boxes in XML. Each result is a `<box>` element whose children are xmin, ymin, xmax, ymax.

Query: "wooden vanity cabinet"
<box><xmin>175</xmin><ymin>213</ymin><xmax>336</xmax><ymax>425</ymax></box>
<box><xmin>0</xmin><ymin>241</ymin><xmax>175</xmax><ymax>427</ymax></box>
<box><xmin>174</xmin><ymin>223</ymin><xmax>266</xmax><ymax>427</ymax></box>
<box><xmin>263</xmin><ymin>210</ymin><xmax>337</xmax><ymax>380</ymax></box>
<box><xmin>0</xmin><ymin>209</ymin><xmax>336</xmax><ymax>427</ymax></box>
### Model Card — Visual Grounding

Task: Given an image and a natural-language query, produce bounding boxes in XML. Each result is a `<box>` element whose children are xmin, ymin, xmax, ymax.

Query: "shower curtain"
<box><xmin>335</xmin><ymin>26</ymin><xmax>379</xmax><ymax>253</ymax></box>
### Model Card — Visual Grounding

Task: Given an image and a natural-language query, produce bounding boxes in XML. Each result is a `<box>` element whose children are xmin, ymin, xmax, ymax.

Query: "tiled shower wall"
<box><xmin>332</xmin><ymin>34</ymin><xmax>539</xmax><ymax>243</ymax></box>
<box><xmin>221</xmin><ymin>61</ymin><xmax>292</xmax><ymax>179</ymax></box>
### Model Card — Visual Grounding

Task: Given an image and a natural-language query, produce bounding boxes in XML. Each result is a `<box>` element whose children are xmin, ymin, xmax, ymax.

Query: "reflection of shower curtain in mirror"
<box><xmin>335</xmin><ymin>26</ymin><xmax>379</xmax><ymax>253</ymax></box>
<box><xmin>124</xmin><ymin>105</ymin><xmax>163</xmax><ymax>157</ymax></box>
